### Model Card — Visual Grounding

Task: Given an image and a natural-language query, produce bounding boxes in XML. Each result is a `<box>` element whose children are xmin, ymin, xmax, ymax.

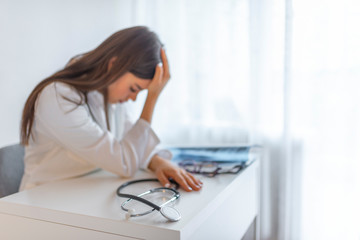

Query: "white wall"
<box><xmin>0</xmin><ymin>0</ymin><xmax>133</xmax><ymax>146</ymax></box>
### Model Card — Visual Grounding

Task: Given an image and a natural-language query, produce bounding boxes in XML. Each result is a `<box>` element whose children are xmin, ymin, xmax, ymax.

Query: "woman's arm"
<box><xmin>140</xmin><ymin>93</ymin><xmax>158</xmax><ymax>124</ymax></box>
<box><xmin>139</xmin><ymin>49</ymin><xmax>203</xmax><ymax>191</ymax></box>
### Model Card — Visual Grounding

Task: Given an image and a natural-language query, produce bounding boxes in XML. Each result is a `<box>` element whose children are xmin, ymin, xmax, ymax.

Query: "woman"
<box><xmin>19</xmin><ymin>26</ymin><xmax>202</xmax><ymax>192</ymax></box>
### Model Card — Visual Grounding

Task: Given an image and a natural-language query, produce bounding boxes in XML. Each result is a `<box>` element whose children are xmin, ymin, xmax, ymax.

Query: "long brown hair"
<box><xmin>20</xmin><ymin>26</ymin><xmax>163</xmax><ymax>145</ymax></box>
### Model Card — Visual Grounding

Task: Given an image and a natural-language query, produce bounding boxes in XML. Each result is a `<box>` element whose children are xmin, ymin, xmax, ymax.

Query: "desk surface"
<box><xmin>0</xmin><ymin>161</ymin><xmax>259</xmax><ymax>240</ymax></box>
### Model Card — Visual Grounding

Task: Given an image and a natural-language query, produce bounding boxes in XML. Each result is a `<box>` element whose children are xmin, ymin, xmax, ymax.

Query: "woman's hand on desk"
<box><xmin>148</xmin><ymin>155</ymin><xmax>203</xmax><ymax>192</ymax></box>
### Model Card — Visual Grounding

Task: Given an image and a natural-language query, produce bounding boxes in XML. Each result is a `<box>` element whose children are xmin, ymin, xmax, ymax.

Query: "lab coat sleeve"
<box><xmin>35</xmin><ymin>83</ymin><xmax>160</xmax><ymax>177</ymax></box>
<box><xmin>113</xmin><ymin>104</ymin><xmax>173</xmax><ymax>171</ymax></box>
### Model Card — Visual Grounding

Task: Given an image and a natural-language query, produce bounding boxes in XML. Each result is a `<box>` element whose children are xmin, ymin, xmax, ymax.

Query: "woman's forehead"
<box><xmin>132</xmin><ymin>74</ymin><xmax>151</xmax><ymax>89</ymax></box>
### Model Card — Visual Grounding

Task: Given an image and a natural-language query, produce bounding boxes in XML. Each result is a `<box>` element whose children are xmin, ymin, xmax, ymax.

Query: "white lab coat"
<box><xmin>20</xmin><ymin>82</ymin><xmax>170</xmax><ymax>191</ymax></box>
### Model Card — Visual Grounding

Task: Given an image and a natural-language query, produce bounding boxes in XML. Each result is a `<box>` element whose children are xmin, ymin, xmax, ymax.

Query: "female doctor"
<box><xmin>19</xmin><ymin>26</ymin><xmax>202</xmax><ymax>192</ymax></box>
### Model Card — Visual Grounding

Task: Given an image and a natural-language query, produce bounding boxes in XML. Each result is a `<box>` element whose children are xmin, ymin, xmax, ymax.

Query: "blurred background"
<box><xmin>0</xmin><ymin>0</ymin><xmax>359</xmax><ymax>239</ymax></box>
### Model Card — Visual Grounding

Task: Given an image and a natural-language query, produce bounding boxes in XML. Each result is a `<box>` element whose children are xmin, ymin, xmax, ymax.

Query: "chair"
<box><xmin>0</xmin><ymin>144</ymin><xmax>25</xmax><ymax>198</ymax></box>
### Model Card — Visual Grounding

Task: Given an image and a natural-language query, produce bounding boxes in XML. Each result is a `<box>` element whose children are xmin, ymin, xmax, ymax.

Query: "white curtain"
<box><xmin>249</xmin><ymin>0</ymin><xmax>360</xmax><ymax>238</ymax></box>
<box><xmin>120</xmin><ymin>0</ymin><xmax>360</xmax><ymax>239</ymax></box>
<box><xmin>252</xmin><ymin>0</ymin><xmax>360</xmax><ymax>239</ymax></box>
<box><xmin>248</xmin><ymin>0</ymin><xmax>298</xmax><ymax>238</ymax></box>
<box><xmin>291</xmin><ymin>0</ymin><xmax>360</xmax><ymax>239</ymax></box>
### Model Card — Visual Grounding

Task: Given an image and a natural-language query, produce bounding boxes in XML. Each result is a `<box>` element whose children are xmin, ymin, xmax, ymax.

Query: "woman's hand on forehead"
<box><xmin>147</xmin><ymin>48</ymin><xmax>170</xmax><ymax>97</ymax></box>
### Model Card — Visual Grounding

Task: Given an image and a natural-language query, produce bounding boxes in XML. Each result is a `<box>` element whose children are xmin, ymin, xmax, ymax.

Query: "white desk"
<box><xmin>0</xmin><ymin>161</ymin><xmax>259</xmax><ymax>240</ymax></box>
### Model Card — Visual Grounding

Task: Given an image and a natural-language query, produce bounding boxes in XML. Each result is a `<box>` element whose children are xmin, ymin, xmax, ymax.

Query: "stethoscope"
<box><xmin>116</xmin><ymin>178</ymin><xmax>181</xmax><ymax>222</ymax></box>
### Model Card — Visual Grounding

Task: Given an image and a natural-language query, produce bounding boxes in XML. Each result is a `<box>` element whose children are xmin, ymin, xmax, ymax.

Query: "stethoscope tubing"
<box><xmin>116</xmin><ymin>178</ymin><xmax>180</xmax><ymax>216</ymax></box>
<box><xmin>120</xmin><ymin>188</ymin><xmax>179</xmax><ymax>217</ymax></box>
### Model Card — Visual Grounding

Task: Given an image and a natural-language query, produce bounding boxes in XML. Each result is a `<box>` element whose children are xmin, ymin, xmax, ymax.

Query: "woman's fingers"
<box><xmin>147</xmin><ymin>48</ymin><xmax>170</xmax><ymax>97</ymax></box>
<box><xmin>171</xmin><ymin>173</ymin><xmax>193</xmax><ymax>192</ymax></box>
<box><xmin>166</xmin><ymin>169</ymin><xmax>202</xmax><ymax>192</ymax></box>
<box><xmin>153</xmin><ymin>63</ymin><xmax>163</xmax><ymax>83</ymax></box>
<box><xmin>147</xmin><ymin>63</ymin><xmax>164</xmax><ymax>96</ymax></box>
<box><xmin>152</xmin><ymin>156</ymin><xmax>203</xmax><ymax>192</ymax></box>
<box><xmin>156</xmin><ymin>170</ymin><xmax>171</xmax><ymax>188</ymax></box>
<box><xmin>181</xmin><ymin>171</ymin><xmax>202</xmax><ymax>191</ymax></box>
<box><xmin>186</xmin><ymin>172</ymin><xmax>203</xmax><ymax>188</ymax></box>
<box><xmin>160</xmin><ymin>48</ymin><xmax>170</xmax><ymax>80</ymax></box>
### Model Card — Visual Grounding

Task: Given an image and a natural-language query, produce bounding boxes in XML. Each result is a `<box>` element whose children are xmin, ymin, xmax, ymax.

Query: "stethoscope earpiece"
<box><xmin>125</xmin><ymin>208</ymin><xmax>135</xmax><ymax>220</ymax></box>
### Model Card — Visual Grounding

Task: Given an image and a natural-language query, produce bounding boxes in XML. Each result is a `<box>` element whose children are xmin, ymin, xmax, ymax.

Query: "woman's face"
<box><xmin>107</xmin><ymin>72</ymin><xmax>151</xmax><ymax>104</ymax></box>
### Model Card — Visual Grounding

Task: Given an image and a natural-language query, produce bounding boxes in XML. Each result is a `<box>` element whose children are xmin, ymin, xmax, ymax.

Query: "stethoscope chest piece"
<box><xmin>160</xmin><ymin>206</ymin><xmax>181</xmax><ymax>222</ymax></box>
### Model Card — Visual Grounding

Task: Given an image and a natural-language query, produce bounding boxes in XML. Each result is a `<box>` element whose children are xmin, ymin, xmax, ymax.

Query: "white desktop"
<box><xmin>0</xmin><ymin>158</ymin><xmax>259</xmax><ymax>240</ymax></box>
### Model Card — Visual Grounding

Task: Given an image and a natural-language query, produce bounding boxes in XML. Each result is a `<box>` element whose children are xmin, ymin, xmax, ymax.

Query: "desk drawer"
<box><xmin>0</xmin><ymin>213</ymin><xmax>140</xmax><ymax>240</ymax></box>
